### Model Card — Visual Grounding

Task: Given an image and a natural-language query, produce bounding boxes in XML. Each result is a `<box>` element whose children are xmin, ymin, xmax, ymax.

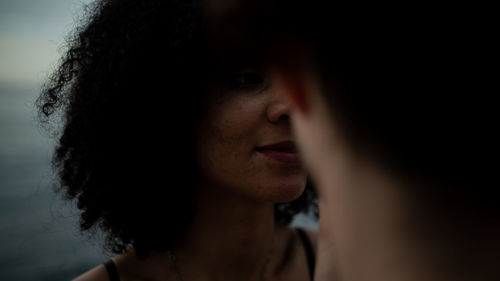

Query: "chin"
<box><xmin>266</xmin><ymin>177</ymin><xmax>307</xmax><ymax>203</ymax></box>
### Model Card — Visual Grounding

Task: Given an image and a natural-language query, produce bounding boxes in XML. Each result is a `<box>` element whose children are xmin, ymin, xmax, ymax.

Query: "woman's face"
<box><xmin>196</xmin><ymin>69</ymin><xmax>308</xmax><ymax>202</ymax></box>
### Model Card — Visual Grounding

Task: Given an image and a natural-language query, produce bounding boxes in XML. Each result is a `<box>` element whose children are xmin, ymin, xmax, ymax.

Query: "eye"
<box><xmin>231</xmin><ymin>72</ymin><xmax>267</xmax><ymax>90</ymax></box>
<box><xmin>235</xmin><ymin>72</ymin><xmax>264</xmax><ymax>85</ymax></box>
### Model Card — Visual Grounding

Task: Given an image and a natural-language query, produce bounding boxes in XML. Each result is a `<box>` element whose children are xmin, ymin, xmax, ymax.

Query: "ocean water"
<box><xmin>0</xmin><ymin>84</ymin><xmax>317</xmax><ymax>281</ymax></box>
<box><xmin>0</xmin><ymin>84</ymin><xmax>106</xmax><ymax>281</ymax></box>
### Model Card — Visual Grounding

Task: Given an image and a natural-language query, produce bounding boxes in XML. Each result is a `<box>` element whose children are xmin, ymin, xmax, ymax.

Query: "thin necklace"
<box><xmin>168</xmin><ymin>251</ymin><xmax>185</xmax><ymax>281</ymax></box>
<box><xmin>167</xmin><ymin>246</ymin><xmax>272</xmax><ymax>281</ymax></box>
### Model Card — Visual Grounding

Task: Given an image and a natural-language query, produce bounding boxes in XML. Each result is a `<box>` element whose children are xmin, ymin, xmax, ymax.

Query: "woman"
<box><xmin>37</xmin><ymin>0</ymin><xmax>318</xmax><ymax>280</ymax></box>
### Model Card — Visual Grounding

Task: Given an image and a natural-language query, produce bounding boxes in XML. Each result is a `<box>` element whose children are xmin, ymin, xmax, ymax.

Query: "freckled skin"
<box><xmin>70</xmin><ymin>73</ymin><xmax>314</xmax><ymax>281</ymax></box>
<box><xmin>195</xmin><ymin>79</ymin><xmax>308</xmax><ymax>203</ymax></box>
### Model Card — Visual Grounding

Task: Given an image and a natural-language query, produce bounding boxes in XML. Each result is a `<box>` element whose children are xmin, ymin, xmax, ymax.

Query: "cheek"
<box><xmin>197</xmin><ymin>126</ymin><xmax>307</xmax><ymax>202</ymax></box>
<box><xmin>199</xmin><ymin>100</ymin><xmax>261</xmax><ymax>172</ymax></box>
<box><xmin>197</xmin><ymin>124</ymin><xmax>252</xmax><ymax>183</ymax></box>
<box><xmin>196</xmin><ymin>95</ymin><xmax>308</xmax><ymax>201</ymax></box>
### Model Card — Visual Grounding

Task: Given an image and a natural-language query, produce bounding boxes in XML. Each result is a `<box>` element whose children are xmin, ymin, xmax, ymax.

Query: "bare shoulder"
<box><xmin>71</xmin><ymin>263</ymin><xmax>109</xmax><ymax>281</ymax></box>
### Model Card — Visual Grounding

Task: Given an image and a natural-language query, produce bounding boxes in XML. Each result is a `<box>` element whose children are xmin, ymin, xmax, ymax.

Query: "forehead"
<box><xmin>203</xmin><ymin>0</ymin><xmax>288</xmax><ymax>71</ymax></box>
<box><xmin>204</xmin><ymin>0</ymin><xmax>269</xmax><ymax>17</ymax></box>
<box><xmin>204</xmin><ymin>0</ymin><xmax>239</xmax><ymax>16</ymax></box>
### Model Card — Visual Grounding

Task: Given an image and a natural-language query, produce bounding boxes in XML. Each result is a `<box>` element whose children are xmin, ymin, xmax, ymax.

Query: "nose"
<box><xmin>266</xmin><ymin>94</ymin><xmax>290</xmax><ymax>123</ymax></box>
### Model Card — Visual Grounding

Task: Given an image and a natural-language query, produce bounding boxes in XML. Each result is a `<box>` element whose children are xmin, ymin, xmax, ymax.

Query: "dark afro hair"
<box><xmin>37</xmin><ymin>0</ymin><xmax>317</xmax><ymax>259</ymax></box>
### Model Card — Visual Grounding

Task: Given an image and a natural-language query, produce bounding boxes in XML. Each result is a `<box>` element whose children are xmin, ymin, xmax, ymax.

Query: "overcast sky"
<box><xmin>0</xmin><ymin>0</ymin><xmax>94</xmax><ymax>87</ymax></box>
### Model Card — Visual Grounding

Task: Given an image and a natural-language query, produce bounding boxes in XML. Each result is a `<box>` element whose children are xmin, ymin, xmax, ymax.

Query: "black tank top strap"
<box><xmin>296</xmin><ymin>227</ymin><xmax>316</xmax><ymax>280</ymax></box>
<box><xmin>104</xmin><ymin>259</ymin><xmax>120</xmax><ymax>281</ymax></box>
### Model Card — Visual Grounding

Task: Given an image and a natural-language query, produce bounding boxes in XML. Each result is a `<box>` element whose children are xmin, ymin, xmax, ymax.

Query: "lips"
<box><xmin>256</xmin><ymin>141</ymin><xmax>297</xmax><ymax>153</ymax></box>
<box><xmin>255</xmin><ymin>141</ymin><xmax>299</xmax><ymax>164</ymax></box>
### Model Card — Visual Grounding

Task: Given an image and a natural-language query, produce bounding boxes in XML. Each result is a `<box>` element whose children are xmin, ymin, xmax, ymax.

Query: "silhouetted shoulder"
<box><xmin>71</xmin><ymin>264</ymin><xmax>109</xmax><ymax>281</ymax></box>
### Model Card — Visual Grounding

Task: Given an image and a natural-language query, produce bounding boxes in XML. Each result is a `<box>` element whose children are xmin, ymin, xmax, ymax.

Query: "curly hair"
<box><xmin>37</xmin><ymin>0</ymin><xmax>317</xmax><ymax>259</ymax></box>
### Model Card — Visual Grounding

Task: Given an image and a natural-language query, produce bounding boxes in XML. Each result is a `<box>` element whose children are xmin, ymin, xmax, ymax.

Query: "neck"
<box><xmin>314</xmin><ymin>148</ymin><xmax>500</xmax><ymax>281</ymax></box>
<box><xmin>173</xmin><ymin>181</ymin><xmax>276</xmax><ymax>281</ymax></box>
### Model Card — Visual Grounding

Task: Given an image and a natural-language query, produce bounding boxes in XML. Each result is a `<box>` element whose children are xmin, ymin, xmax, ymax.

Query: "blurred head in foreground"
<box><xmin>204</xmin><ymin>1</ymin><xmax>498</xmax><ymax>280</ymax></box>
<box><xmin>37</xmin><ymin>0</ymin><xmax>316</xmax><ymax>260</ymax></box>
